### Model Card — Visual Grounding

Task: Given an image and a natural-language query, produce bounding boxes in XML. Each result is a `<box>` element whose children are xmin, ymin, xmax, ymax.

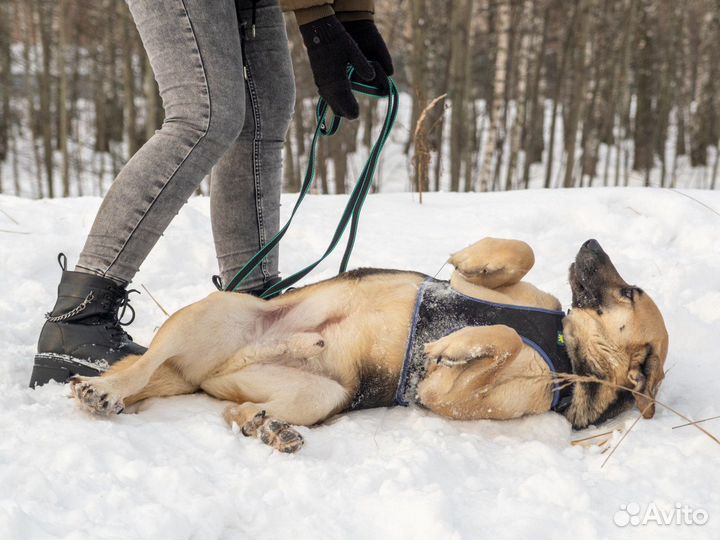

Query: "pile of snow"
<box><xmin>0</xmin><ymin>188</ymin><xmax>719</xmax><ymax>539</ymax></box>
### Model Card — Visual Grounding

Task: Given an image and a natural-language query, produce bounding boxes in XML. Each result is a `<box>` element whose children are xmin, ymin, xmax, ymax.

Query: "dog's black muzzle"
<box><xmin>569</xmin><ymin>239</ymin><xmax>625</xmax><ymax>309</ymax></box>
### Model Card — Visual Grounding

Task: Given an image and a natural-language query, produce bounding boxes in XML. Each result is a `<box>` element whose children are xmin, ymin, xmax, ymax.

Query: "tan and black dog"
<box><xmin>71</xmin><ymin>238</ymin><xmax>669</xmax><ymax>453</ymax></box>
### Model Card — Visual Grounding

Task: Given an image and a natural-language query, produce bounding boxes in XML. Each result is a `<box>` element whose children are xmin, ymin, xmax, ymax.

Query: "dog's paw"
<box><xmin>449</xmin><ymin>242</ymin><xmax>507</xmax><ymax>278</ymax></box>
<box><xmin>424</xmin><ymin>330</ymin><xmax>497</xmax><ymax>367</ymax></box>
<box><xmin>70</xmin><ymin>377</ymin><xmax>125</xmax><ymax>416</ymax></box>
<box><xmin>449</xmin><ymin>238</ymin><xmax>534</xmax><ymax>288</ymax></box>
<box><xmin>241</xmin><ymin>411</ymin><xmax>304</xmax><ymax>453</ymax></box>
<box><xmin>451</xmin><ymin>256</ymin><xmax>505</xmax><ymax>280</ymax></box>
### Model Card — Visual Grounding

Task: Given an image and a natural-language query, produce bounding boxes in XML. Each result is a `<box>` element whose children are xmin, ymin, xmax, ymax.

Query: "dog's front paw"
<box><xmin>70</xmin><ymin>377</ymin><xmax>125</xmax><ymax>416</ymax></box>
<box><xmin>241</xmin><ymin>411</ymin><xmax>304</xmax><ymax>453</ymax></box>
<box><xmin>424</xmin><ymin>330</ymin><xmax>497</xmax><ymax>367</ymax></box>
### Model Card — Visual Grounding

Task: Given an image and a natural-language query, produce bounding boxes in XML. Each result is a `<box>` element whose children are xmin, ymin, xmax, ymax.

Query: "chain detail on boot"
<box><xmin>45</xmin><ymin>292</ymin><xmax>95</xmax><ymax>322</ymax></box>
<box><xmin>30</xmin><ymin>254</ymin><xmax>147</xmax><ymax>387</ymax></box>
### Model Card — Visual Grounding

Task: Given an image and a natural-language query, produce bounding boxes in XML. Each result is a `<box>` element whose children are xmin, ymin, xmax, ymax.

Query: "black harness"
<box><xmin>395</xmin><ymin>279</ymin><xmax>573</xmax><ymax>412</ymax></box>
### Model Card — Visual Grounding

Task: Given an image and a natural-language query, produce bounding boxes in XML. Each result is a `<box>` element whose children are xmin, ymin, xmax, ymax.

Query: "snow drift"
<box><xmin>0</xmin><ymin>188</ymin><xmax>719</xmax><ymax>539</ymax></box>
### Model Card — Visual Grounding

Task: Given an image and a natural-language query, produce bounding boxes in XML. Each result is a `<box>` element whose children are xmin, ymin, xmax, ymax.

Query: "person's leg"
<box><xmin>76</xmin><ymin>0</ymin><xmax>246</xmax><ymax>284</ymax></box>
<box><xmin>210</xmin><ymin>0</ymin><xmax>296</xmax><ymax>291</ymax></box>
<box><xmin>32</xmin><ymin>0</ymin><xmax>249</xmax><ymax>387</ymax></box>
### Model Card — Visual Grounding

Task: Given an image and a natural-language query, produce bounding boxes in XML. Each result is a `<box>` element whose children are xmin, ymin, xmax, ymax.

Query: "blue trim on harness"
<box><xmin>395</xmin><ymin>281</ymin><xmax>429</xmax><ymax>406</ymax></box>
<box><xmin>521</xmin><ymin>337</ymin><xmax>561</xmax><ymax>410</ymax></box>
<box><xmin>450</xmin><ymin>287</ymin><xmax>566</xmax><ymax>316</ymax></box>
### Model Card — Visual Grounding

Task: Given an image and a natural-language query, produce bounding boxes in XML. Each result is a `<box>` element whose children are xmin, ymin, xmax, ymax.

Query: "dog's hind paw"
<box><xmin>241</xmin><ymin>411</ymin><xmax>304</xmax><ymax>453</ymax></box>
<box><xmin>70</xmin><ymin>377</ymin><xmax>125</xmax><ymax>416</ymax></box>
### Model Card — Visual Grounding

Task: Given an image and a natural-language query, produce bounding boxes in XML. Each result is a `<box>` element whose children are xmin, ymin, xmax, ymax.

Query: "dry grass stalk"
<box><xmin>141</xmin><ymin>283</ymin><xmax>169</xmax><ymax>317</ymax></box>
<box><xmin>672</xmin><ymin>415</ymin><xmax>720</xmax><ymax>430</ymax></box>
<box><xmin>548</xmin><ymin>373</ymin><xmax>720</xmax><ymax>445</ymax></box>
<box><xmin>571</xmin><ymin>429</ymin><xmax>616</xmax><ymax>445</ymax></box>
<box><xmin>0</xmin><ymin>207</ymin><xmax>19</xmax><ymax>225</ymax></box>
<box><xmin>488</xmin><ymin>371</ymin><xmax>720</xmax><ymax>449</ymax></box>
<box><xmin>572</xmin><ymin>431</ymin><xmax>615</xmax><ymax>448</ymax></box>
<box><xmin>412</xmin><ymin>94</ymin><xmax>447</xmax><ymax>204</ymax></box>
<box><xmin>600</xmin><ymin>409</ymin><xmax>649</xmax><ymax>468</ymax></box>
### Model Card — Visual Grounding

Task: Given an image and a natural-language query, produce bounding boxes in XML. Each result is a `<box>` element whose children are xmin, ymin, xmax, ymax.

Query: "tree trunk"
<box><xmin>406</xmin><ymin>0</ymin><xmax>428</xmax><ymax>157</ymax></box>
<box><xmin>37</xmin><ymin>0</ymin><xmax>55</xmax><ymax>197</ymax></box>
<box><xmin>689</xmin><ymin>11</ymin><xmax>716</xmax><ymax>168</ymax></box>
<box><xmin>478</xmin><ymin>0</ymin><xmax>510</xmax><ymax>192</ymax></box>
<box><xmin>522</xmin><ymin>0</ymin><xmax>551</xmax><ymax>189</ymax></box>
<box><xmin>562</xmin><ymin>0</ymin><xmax>590</xmax><ymax>188</ymax></box>
<box><xmin>22</xmin><ymin>0</ymin><xmax>43</xmax><ymax>198</ymax></box>
<box><xmin>505</xmin><ymin>0</ymin><xmax>533</xmax><ymax>191</ymax></box>
<box><xmin>544</xmin><ymin>2</ymin><xmax>577</xmax><ymax>188</ymax></box>
<box><xmin>632</xmin><ymin>0</ymin><xmax>655</xmax><ymax>173</ymax></box>
<box><xmin>448</xmin><ymin>0</ymin><xmax>474</xmax><ymax>191</ymax></box>
<box><xmin>0</xmin><ymin>0</ymin><xmax>11</xmax><ymax>171</ymax></box>
<box><xmin>58</xmin><ymin>0</ymin><xmax>71</xmax><ymax>196</ymax></box>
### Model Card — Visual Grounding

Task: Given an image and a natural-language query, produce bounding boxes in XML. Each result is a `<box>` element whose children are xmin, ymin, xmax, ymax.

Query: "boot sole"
<box><xmin>29</xmin><ymin>353</ymin><xmax>109</xmax><ymax>387</ymax></box>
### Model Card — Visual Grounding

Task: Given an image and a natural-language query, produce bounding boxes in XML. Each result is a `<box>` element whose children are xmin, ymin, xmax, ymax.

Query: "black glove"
<box><xmin>300</xmin><ymin>15</ymin><xmax>375</xmax><ymax>119</ymax></box>
<box><xmin>342</xmin><ymin>20</ymin><xmax>394</xmax><ymax>93</ymax></box>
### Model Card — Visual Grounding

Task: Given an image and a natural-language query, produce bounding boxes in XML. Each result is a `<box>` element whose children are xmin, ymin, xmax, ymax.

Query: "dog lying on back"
<box><xmin>71</xmin><ymin>238</ymin><xmax>669</xmax><ymax>453</ymax></box>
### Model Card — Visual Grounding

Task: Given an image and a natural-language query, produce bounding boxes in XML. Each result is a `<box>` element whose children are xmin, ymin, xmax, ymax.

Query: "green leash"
<box><xmin>224</xmin><ymin>71</ymin><xmax>399</xmax><ymax>298</ymax></box>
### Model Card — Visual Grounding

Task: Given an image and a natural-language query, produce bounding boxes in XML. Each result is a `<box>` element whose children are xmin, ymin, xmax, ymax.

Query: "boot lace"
<box><xmin>106</xmin><ymin>289</ymin><xmax>139</xmax><ymax>341</ymax></box>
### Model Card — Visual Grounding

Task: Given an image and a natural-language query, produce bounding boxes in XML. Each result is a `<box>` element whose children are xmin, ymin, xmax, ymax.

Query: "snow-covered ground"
<box><xmin>1</xmin><ymin>188</ymin><xmax>719</xmax><ymax>539</ymax></box>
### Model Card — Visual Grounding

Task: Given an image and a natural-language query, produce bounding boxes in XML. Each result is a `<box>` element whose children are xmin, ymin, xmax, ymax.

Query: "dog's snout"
<box><xmin>582</xmin><ymin>239</ymin><xmax>601</xmax><ymax>252</ymax></box>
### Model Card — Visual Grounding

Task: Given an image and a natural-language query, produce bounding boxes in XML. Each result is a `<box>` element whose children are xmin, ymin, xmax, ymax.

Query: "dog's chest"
<box><xmin>395</xmin><ymin>279</ymin><xmax>570</xmax><ymax>408</ymax></box>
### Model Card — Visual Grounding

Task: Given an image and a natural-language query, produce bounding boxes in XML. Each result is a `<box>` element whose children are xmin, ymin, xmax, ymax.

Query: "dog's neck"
<box><xmin>558</xmin><ymin>324</ymin><xmax>635</xmax><ymax>427</ymax></box>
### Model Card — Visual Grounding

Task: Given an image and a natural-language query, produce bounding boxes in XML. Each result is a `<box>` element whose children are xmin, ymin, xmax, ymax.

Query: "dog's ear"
<box><xmin>630</xmin><ymin>348</ymin><xmax>665</xmax><ymax>418</ymax></box>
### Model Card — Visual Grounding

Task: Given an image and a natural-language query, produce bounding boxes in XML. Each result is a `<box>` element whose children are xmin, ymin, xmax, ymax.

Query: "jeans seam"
<box><xmin>243</xmin><ymin>48</ymin><xmax>269</xmax><ymax>282</ymax></box>
<box><xmin>103</xmin><ymin>0</ymin><xmax>212</xmax><ymax>280</ymax></box>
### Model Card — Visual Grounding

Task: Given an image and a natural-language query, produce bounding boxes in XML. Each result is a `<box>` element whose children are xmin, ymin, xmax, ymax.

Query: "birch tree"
<box><xmin>478</xmin><ymin>0</ymin><xmax>510</xmax><ymax>192</ymax></box>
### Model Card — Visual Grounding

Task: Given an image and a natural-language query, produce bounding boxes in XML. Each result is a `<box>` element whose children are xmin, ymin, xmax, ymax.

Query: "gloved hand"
<box><xmin>342</xmin><ymin>20</ymin><xmax>394</xmax><ymax>94</ymax></box>
<box><xmin>299</xmin><ymin>15</ymin><xmax>375</xmax><ymax>119</ymax></box>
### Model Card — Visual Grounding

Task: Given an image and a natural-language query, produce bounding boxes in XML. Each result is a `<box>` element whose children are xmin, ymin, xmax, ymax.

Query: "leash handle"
<box><xmin>261</xmin><ymin>78</ymin><xmax>398</xmax><ymax>299</ymax></box>
<box><xmin>224</xmin><ymin>70</ymin><xmax>399</xmax><ymax>296</ymax></box>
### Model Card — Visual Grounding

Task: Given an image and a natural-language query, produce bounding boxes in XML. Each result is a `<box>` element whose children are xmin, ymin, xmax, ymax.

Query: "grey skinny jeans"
<box><xmin>76</xmin><ymin>0</ymin><xmax>295</xmax><ymax>291</ymax></box>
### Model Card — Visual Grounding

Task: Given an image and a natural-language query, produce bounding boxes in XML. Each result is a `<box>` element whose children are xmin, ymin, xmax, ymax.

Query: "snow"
<box><xmin>1</xmin><ymin>187</ymin><xmax>719</xmax><ymax>539</ymax></box>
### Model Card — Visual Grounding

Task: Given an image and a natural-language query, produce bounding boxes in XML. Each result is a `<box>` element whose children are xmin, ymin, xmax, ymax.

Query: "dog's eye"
<box><xmin>621</xmin><ymin>287</ymin><xmax>635</xmax><ymax>301</ymax></box>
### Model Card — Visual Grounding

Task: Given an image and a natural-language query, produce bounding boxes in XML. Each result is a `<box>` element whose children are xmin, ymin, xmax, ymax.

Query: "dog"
<box><xmin>70</xmin><ymin>238</ymin><xmax>669</xmax><ymax>453</ymax></box>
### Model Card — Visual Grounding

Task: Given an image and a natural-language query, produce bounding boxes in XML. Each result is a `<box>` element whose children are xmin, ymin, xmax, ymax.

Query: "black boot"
<box><xmin>29</xmin><ymin>254</ymin><xmax>147</xmax><ymax>387</ymax></box>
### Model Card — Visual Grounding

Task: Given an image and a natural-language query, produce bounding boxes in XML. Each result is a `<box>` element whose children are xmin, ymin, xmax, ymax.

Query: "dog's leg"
<box><xmin>238</xmin><ymin>332</ymin><xmax>326</xmax><ymax>363</ymax></box>
<box><xmin>449</xmin><ymin>238</ymin><xmax>535</xmax><ymax>289</ymax></box>
<box><xmin>70</xmin><ymin>337</ymin><xmax>187</xmax><ymax>416</ymax></box>
<box><xmin>449</xmin><ymin>238</ymin><xmax>561</xmax><ymax>310</ymax></box>
<box><xmin>205</xmin><ymin>364</ymin><xmax>350</xmax><ymax>453</ymax></box>
<box><xmin>123</xmin><ymin>361</ymin><xmax>199</xmax><ymax>407</ymax></box>
<box><xmin>417</xmin><ymin>325</ymin><xmax>543</xmax><ymax>420</ymax></box>
<box><xmin>71</xmin><ymin>354</ymin><xmax>198</xmax><ymax>414</ymax></box>
<box><xmin>71</xmin><ymin>292</ymin><xmax>269</xmax><ymax>415</ymax></box>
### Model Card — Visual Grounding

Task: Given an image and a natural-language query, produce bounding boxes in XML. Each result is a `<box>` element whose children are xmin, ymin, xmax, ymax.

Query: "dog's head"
<box><xmin>563</xmin><ymin>239</ymin><xmax>669</xmax><ymax>427</ymax></box>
